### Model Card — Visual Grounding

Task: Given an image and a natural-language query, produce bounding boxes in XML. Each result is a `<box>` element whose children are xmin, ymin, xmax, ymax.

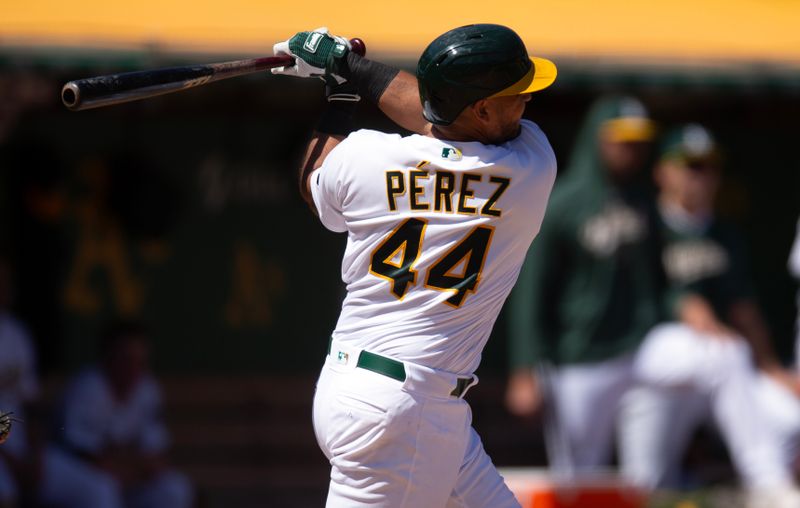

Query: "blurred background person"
<box><xmin>0</xmin><ymin>258</ymin><xmax>120</xmax><ymax>508</ymax></box>
<box><xmin>57</xmin><ymin>321</ymin><xmax>193</xmax><ymax>508</ymax></box>
<box><xmin>505</xmin><ymin>95</ymin><xmax>661</xmax><ymax>472</ymax></box>
<box><xmin>0</xmin><ymin>258</ymin><xmax>38</xmax><ymax>507</ymax></box>
<box><xmin>618</xmin><ymin>124</ymin><xmax>800</xmax><ymax>504</ymax></box>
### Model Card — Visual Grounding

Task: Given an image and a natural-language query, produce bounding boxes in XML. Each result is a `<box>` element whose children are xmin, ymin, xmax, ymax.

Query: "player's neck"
<box><xmin>431</xmin><ymin>122</ymin><xmax>516</xmax><ymax>145</ymax></box>
<box><xmin>432</xmin><ymin>124</ymin><xmax>485</xmax><ymax>143</ymax></box>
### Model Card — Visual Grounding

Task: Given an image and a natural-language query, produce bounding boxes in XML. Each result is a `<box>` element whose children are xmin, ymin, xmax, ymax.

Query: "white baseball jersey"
<box><xmin>311</xmin><ymin>119</ymin><xmax>556</xmax><ymax>375</ymax></box>
<box><xmin>61</xmin><ymin>368</ymin><xmax>169</xmax><ymax>455</ymax></box>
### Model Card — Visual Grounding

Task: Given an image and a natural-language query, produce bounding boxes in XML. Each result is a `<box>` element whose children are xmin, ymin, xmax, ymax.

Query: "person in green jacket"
<box><xmin>505</xmin><ymin>95</ymin><xmax>662</xmax><ymax>470</ymax></box>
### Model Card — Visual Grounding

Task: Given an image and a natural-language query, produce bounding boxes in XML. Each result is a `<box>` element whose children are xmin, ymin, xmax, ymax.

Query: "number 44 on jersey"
<box><xmin>369</xmin><ymin>218</ymin><xmax>494</xmax><ymax>308</ymax></box>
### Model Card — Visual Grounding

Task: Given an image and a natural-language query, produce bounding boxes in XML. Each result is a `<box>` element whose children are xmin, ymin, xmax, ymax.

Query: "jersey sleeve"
<box><xmin>309</xmin><ymin>137</ymin><xmax>354</xmax><ymax>233</ymax></box>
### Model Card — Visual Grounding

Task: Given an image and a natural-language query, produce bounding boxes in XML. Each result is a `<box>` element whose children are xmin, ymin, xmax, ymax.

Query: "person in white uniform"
<box><xmin>618</xmin><ymin>125</ymin><xmax>800</xmax><ymax>504</ymax></box>
<box><xmin>0</xmin><ymin>259</ymin><xmax>120</xmax><ymax>508</ymax></box>
<box><xmin>272</xmin><ymin>24</ymin><xmax>558</xmax><ymax>507</ymax></box>
<box><xmin>58</xmin><ymin>322</ymin><xmax>192</xmax><ymax>508</ymax></box>
<box><xmin>0</xmin><ymin>259</ymin><xmax>39</xmax><ymax>508</ymax></box>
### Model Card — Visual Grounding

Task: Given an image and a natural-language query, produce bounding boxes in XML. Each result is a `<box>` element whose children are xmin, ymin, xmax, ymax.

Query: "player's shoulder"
<box><xmin>0</xmin><ymin>312</ymin><xmax>33</xmax><ymax>349</ymax></box>
<box><xmin>339</xmin><ymin>129</ymin><xmax>404</xmax><ymax>150</ymax></box>
<box><xmin>519</xmin><ymin>119</ymin><xmax>548</xmax><ymax>139</ymax></box>
<box><xmin>324</xmin><ymin>129</ymin><xmax>405</xmax><ymax>167</ymax></box>
<box><xmin>67</xmin><ymin>367</ymin><xmax>109</xmax><ymax>399</ymax></box>
<box><xmin>507</xmin><ymin>120</ymin><xmax>556</xmax><ymax>167</ymax></box>
<box><xmin>504</xmin><ymin>120</ymin><xmax>557</xmax><ymax>181</ymax></box>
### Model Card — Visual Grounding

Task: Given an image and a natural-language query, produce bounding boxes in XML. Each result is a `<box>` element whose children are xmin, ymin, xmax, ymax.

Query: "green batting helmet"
<box><xmin>416</xmin><ymin>24</ymin><xmax>557</xmax><ymax>126</ymax></box>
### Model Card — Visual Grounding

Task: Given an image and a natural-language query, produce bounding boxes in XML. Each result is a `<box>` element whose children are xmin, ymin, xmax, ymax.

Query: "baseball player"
<box><xmin>617</xmin><ymin>125</ymin><xmax>800</xmax><ymax>503</ymax></box>
<box><xmin>0</xmin><ymin>259</ymin><xmax>123</xmax><ymax>508</ymax></box>
<box><xmin>0</xmin><ymin>260</ymin><xmax>38</xmax><ymax>508</ymax></box>
<box><xmin>57</xmin><ymin>322</ymin><xmax>192</xmax><ymax>508</ymax></box>
<box><xmin>505</xmin><ymin>95</ymin><xmax>661</xmax><ymax>471</ymax></box>
<box><xmin>272</xmin><ymin>24</ymin><xmax>557</xmax><ymax>507</ymax></box>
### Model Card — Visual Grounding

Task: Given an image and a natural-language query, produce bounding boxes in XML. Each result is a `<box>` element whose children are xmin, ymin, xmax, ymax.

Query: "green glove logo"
<box><xmin>304</xmin><ymin>32</ymin><xmax>324</xmax><ymax>54</ymax></box>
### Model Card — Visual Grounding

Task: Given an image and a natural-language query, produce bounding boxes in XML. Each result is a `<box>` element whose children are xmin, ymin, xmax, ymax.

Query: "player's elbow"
<box><xmin>297</xmin><ymin>173</ymin><xmax>318</xmax><ymax>215</ymax></box>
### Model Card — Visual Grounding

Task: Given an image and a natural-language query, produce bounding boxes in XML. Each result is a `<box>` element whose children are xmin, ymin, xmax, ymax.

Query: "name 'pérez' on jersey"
<box><xmin>385</xmin><ymin>166</ymin><xmax>510</xmax><ymax>216</ymax></box>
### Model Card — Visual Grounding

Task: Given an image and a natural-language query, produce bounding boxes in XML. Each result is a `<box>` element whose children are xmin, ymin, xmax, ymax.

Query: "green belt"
<box><xmin>327</xmin><ymin>337</ymin><xmax>473</xmax><ymax>397</ymax></box>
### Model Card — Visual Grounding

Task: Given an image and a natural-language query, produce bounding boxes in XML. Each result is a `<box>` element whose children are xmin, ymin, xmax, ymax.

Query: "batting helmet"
<box><xmin>416</xmin><ymin>24</ymin><xmax>557</xmax><ymax>125</ymax></box>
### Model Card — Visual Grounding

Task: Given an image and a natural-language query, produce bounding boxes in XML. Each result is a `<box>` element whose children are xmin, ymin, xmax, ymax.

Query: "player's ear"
<box><xmin>471</xmin><ymin>99</ymin><xmax>491</xmax><ymax>123</ymax></box>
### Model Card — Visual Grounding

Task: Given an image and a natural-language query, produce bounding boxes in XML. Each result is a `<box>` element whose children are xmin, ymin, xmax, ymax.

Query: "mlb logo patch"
<box><xmin>442</xmin><ymin>147</ymin><xmax>462</xmax><ymax>161</ymax></box>
<box><xmin>336</xmin><ymin>351</ymin><xmax>350</xmax><ymax>365</ymax></box>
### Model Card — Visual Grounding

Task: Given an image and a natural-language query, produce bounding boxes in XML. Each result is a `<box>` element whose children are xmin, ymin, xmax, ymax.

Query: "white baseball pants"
<box><xmin>618</xmin><ymin>323</ymin><xmax>795</xmax><ymax>490</ymax></box>
<box><xmin>313</xmin><ymin>341</ymin><xmax>520</xmax><ymax>508</ymax></box>
<box><xmin>542</xmin><ymin>353</ymin><xmax>636</xmax><ymax>472</ymax></box>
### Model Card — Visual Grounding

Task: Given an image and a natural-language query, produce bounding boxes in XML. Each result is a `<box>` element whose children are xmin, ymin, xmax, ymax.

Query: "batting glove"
<box><xmin>272</xmin><ymin>27</ymin><xmax>351</xmax><ymax>85</ymax></box>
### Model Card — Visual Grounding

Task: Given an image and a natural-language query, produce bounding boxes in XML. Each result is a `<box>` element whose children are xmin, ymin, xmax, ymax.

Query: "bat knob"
<box><xmin>349</xmin><ymin>38</ymin><xmax>366</xmax><ymax>57</ymax></box>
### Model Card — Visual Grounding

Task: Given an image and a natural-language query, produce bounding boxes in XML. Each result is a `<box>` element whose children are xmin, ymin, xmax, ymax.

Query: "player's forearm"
<box><xmin>728</xmin><ymin>300</ymin><xmax>780</xmax><ymax>369</ymax></box>
<box><xmin>378</xmin><ymin>71</ymin><xmax>432</xmax><ymax>135</ymax></box>
<box><xmin>299</xmin><ymin>133</ymin><xmax>343</xmax><ymax>207</ymax></box>
<box><xmin>346</xmin><ymin>54</ymin><xmax>430</xmax><ymax>135</ymax></box>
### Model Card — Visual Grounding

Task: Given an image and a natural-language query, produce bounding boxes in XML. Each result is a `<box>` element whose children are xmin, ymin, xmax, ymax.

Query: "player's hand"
<box><xmin>272</xmin><ymin>27</ymin><xmax>352</xmax><ymax>85</ymax></box>
<box><xmin>764</xmin><ymin>365</ymin><xmax>800</xmax><ymax>398</ymax></box>
<box><xmin>505</xmin><ymin>370</ymin><xmax>543</xmax><ymax>418</ymax></box>
<box><xmin>678</xmin><ymin>294</ymin><xmax>736</xmax><ymax>339</ymax></box>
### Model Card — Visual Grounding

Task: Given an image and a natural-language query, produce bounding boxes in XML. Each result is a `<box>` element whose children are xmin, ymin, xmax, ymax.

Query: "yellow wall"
<box><xmin>3</xmin><ymin>0</ymin><xmax>800</xmax><ymax>62</ymax></box>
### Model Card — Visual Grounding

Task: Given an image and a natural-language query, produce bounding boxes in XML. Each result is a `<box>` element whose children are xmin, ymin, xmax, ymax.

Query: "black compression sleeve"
<box><xmin>316</xmin><ymin>100</ymin><xmax>357</xmax><ymax>136</ymax></box>
<box><xmin>345</xmin><ymin>52</ymin><xmax>400</xmax><ymax>104</ymax></box>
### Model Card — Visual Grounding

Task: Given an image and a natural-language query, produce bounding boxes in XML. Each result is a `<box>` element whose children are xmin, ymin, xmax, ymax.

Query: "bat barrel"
<box><xmin>62</xmin><ymin>64</ymin><xmax>218</xmax><ymax>111</ymax></box>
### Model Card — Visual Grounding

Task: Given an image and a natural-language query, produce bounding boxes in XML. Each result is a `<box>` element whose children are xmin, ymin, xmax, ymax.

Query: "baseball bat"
<box><xmin>62</xmin><ymin>38</ymin><xmax>366</xmax><ymax>111</ymax></box>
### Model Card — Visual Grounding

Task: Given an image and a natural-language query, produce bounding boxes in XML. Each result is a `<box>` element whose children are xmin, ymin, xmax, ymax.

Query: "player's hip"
<box><xmin>312</xmin><ymin>359</ymin><xmax>472</xmax><ymax>468</ymax></box>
